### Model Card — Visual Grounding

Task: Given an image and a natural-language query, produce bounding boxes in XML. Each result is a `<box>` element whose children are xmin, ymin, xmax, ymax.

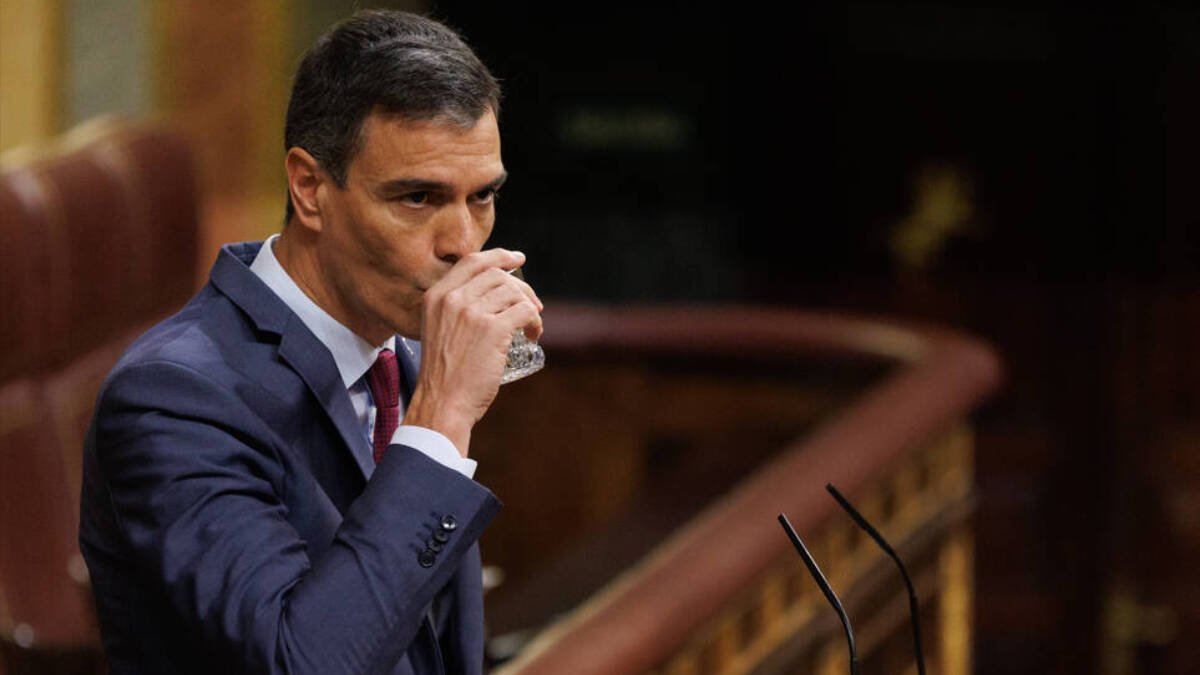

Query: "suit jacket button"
<box><xmin>440</xmin><ymin>515</ymin><xmax>458</xmax><ymax>531</ymax></box>
<box><xmin>428</xmin><ymin>538</ymin><xmax>445</xmax><ymax>552</ymax></box>
<box><xmin>433</xmin><ymin>529</ymin><xmax>451</xmax><ymax>544</ymax></box>
<box><xmin>418</xmin><ymin>550</ymin><xmax>437</xmax><ymax>568</ymax></box>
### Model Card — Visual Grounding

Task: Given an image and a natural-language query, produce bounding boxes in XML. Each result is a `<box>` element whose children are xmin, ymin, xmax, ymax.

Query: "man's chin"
<box><xmin>391</xmin><ymin>317</ymin><xmax>422</xmax><ymax>342</ymax></box>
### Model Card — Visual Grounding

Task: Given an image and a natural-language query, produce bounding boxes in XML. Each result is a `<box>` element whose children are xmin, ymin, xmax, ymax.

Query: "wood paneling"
<box><xmin>0</xmin><ymin>0</ymin><xmax>62</xmax><ymax>152</ymax></box>
<box><xmin>473</xmin><ymin>305</ymin><xmax>999</xmax><ymax>675</ymax></box>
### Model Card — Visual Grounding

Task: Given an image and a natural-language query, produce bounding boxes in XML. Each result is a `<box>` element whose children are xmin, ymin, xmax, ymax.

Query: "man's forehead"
<box><xmin>360</xmin><ymin>110</ymin><xmax>498</xmax><ymax>150</ymax></box>
<box><xmin>352</xmin><ymin>110</ymin><xmax>502</xmax><ymax>181</ymax></box>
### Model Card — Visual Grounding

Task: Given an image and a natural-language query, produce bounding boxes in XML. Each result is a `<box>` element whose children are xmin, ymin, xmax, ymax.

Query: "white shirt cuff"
<box><xmin>390</xmin><ymin>425</ymin><xmax>477</xmax><ymax>479</ymax></box>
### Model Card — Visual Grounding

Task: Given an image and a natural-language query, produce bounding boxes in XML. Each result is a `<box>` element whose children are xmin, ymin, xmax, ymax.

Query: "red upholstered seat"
<box><xmin>0</xmin><ymin>118</ymin><xmax>200</xmax><ymax>672</ymax></box>
<box><xmin>0</xmin><ymin>166</ymin><xmax>54</xmax><ymax>380</ymax></box>
<box><xmin>0</xmin><ymin>379</ymin><xmax>96</xmax><ymax>647</ymax></box>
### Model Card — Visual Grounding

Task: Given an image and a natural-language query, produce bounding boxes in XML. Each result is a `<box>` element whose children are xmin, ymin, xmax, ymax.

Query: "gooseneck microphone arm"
<box><xmin>777</xmin><ymin>514</ymin><xmax>859</xmax><ymax>675</ymax></box>
<box><xmin>824</xmin><ymin>483</ymin><xmax>926</xmax><ymax>675</ymax></box>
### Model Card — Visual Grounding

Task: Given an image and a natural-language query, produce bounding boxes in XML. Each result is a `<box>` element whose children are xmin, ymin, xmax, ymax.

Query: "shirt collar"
<box><xmin>250</xmin><ymin>234</ymin><xmax>395</xmax><ymax>388</ymax></box>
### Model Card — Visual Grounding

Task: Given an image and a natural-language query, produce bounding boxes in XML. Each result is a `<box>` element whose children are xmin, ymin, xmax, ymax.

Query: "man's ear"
<box><xmin>285</xmin><ymin>147</ymin><xmax>328</xmax><ymax>232</ymax></box>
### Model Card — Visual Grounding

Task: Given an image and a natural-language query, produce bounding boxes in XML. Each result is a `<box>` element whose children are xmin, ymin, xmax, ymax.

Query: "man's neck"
<box><xmin>273</xmin><ymin>227</ymin><xmax>390</xmax><ymax>346</ymax></box>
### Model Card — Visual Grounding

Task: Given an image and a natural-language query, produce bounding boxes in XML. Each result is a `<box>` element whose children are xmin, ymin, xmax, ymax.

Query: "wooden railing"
<box><xmin>475</xmin><ymin>304</ymin><xmax>1001</xmax><ymax>675</ymax></box>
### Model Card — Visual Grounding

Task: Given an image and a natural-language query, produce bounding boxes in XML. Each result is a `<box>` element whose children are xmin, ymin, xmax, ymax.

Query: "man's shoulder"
<box><xmin>115</xmin><ymin>241</ymin><xmax>280</xmax><ymax>377</ymax></box>
<box><xmin>94</xmin><ymin>277</ymin><xmax>302</xmax><ymax>445</ymax></box>
<box><xmin>119</xmin><ymin>285</ymin><xmax>238</xmax><ymax>367</ymax></box>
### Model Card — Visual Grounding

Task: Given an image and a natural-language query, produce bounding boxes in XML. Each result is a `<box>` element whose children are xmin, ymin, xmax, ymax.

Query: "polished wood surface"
<box><xmin>475</xmin><ymin>305</ymin><xmax>1000</xmax><ymax>674</ymax></box>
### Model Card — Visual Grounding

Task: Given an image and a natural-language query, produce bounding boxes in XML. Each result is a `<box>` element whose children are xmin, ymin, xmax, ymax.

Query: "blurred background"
<box><xmin>2</xmin><ymin>1</ymin><xmax>1198</xmax><ymax>673</ymax></box>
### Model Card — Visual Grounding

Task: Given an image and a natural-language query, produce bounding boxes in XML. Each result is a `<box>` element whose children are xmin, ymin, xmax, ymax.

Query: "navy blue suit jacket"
<box><xmin>79</xmin><ymin>242</ymin><xmax>501</xmax><ymax>674</ymax></box>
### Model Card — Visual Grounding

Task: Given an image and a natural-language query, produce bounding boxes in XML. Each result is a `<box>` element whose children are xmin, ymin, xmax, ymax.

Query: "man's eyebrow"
<box><xmin>481</xmin><ymin>171</ymin><xmax>508</xmax><ymax>192</ymax></box>
<box><xmin>377</xmin><ymin>178</ymin><xmax>449</xmax><ymax>194</ymax></box>
<box><xmin>377</xmin><ymin>171</ymin><xmax>508</xmax><ymax>195</ymax></box>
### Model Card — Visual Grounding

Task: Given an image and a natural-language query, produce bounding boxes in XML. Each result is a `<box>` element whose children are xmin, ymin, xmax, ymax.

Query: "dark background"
<box><xmin>440</xmin><ymin>1</ymin><xmax>1199</xmax><ymax>297</ymax></box>
<box><xmin>435</xmin><ymin>2</ymin><xmax>1200</xmax><ymax>673</ymax></box>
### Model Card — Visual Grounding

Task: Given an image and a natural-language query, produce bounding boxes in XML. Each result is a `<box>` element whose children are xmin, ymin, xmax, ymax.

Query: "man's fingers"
<box><xmin>461</xmin><ymin>267</ymin><xmax>543</xmax><ymax>311</ymax></box>
<box><xmin>475</xmin><ymin>284</ymin><xmax>542</xmax><ymax>339</ymax></box>
<box><xmin>498</xmin><ymin>301</ymin><xmax>543</xmax><ymax>341</ymax></box>
<box><xmin>511</xmin><ymin>272</ymin><xmax>544</xmax><ymax>312</ymax></box>
<box><xmin>475</xmin><ymin>283</ymin><xmax>528</xmax><ymax>315</ymax></box>
<box><xmin>432</xmin><ymin>249</ymin><xmax>525</xmax><ymax>294</ymax></box>
<box><xmin>422</xmin><ymin>247</ymin><xmax>544</xmax><ymax>350</ymax></box>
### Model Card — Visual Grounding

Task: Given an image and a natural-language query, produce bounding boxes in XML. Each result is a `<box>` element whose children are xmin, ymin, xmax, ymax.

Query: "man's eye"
<box><xmin>473</xmin><ymin>188</ymin><xmax>498</xmax><ymax>204</ymax></box>
<box><xmin>400</xmin><ymin>192</ymin><xmax>429</xmax><ymax>205</ymax></box>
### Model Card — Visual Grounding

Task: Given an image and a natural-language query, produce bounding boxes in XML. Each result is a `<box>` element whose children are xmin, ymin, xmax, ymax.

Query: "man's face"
<box><xmin>314</xmin><ymin>110</ymin><xmax>505</xmax><ymax>343</ymax></box>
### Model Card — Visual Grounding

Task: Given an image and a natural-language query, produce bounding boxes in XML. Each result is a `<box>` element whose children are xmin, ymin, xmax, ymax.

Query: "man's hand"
<box><xmin>403</xmin><ymin>249</ymin><xmax>543</xmax><ymax>456</ymax></box>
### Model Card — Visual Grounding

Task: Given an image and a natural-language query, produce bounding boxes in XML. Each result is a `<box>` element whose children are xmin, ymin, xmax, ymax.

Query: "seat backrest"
<box><xmin>0</xmin><ymin>379</ymin><xmax>95</xmax><ymax>649</ymax></box>
<box><xmin>0</xmin><ymin>118</ymin><xmax>199</xmax><ymax>660</ymax></box>
<box><xmin>0</xmin><ymin>118</ymin><xmax>198</xmax><ymax>380</ymax></box>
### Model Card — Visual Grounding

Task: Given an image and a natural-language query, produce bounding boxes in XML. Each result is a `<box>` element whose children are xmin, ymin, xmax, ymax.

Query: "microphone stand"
<box><xmin>778</xmin><ymin>483</ymin><xmax>927</xmax><ymax>675</ymax></box>
<box><xmin>777</xmin><ymin>514</ymin><xmax>859</xmax><ymax>675</ymax></box>
<box><xmin>826</xmin><ymin>484</ymin><xmax>926</xmax><ymax>675</ymax></box>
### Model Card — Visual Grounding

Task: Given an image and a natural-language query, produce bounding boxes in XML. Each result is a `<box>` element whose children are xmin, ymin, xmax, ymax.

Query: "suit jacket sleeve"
<box><xmin>93</xmin><ymin>358</ymin><xmax>500</xmax><ymax>674</ymax></box>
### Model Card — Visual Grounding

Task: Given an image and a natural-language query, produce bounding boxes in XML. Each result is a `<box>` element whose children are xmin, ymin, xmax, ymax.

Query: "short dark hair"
<box><xmin>283</xmin><ymin>10</ymin><xmax>501</xmax><ymax>221</ymax></box>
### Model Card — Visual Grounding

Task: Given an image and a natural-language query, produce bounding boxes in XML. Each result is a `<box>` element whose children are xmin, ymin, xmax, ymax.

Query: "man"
<box><xmin>79</xmin><ymin>10</ymin><xmax>540</xmax><ymax>674</ymax></box>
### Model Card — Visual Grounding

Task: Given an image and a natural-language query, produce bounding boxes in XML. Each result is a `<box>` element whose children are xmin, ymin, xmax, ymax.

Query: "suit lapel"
<box><xmin>211</xmin><ymin>241</ymin><xmax>372</xmax><ymax>482</ymax></box>
<box><xmin>277</xmin><ymin>317</ymin><xmax>374</xmax><ymax>481</ymax></box>
<box><xmin>397</xmin><ymin>337</ymin><xmax>422</xmax><ymax>404</ymax></box>
<box><xmin>212</xmin><ymin>243</ymin><xmax>475</xmax><ymax>672</ymax></box>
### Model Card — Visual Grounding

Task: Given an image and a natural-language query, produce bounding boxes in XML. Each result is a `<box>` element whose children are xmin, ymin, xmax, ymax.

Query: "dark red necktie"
<box><xmin>365</xmin><ymin>348</ymin><xmax>400</xmax><ymax>464</ymax></box>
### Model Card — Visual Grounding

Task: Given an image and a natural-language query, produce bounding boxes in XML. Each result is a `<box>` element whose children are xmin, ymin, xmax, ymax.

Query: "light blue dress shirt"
<box><xmin>250</xmin><ymin>235</ymin><xmax>476</xmax><ymax>478</ymax></box>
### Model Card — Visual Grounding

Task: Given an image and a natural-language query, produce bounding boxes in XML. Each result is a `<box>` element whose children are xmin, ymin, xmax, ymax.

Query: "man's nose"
<box><xmin>434</xmin><ymin>204</ymin><xmax>480</xmax><ymax>265</ymax></box>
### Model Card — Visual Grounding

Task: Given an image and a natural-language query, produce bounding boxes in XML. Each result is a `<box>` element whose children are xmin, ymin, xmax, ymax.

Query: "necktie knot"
<box><xmin>366</xmin><ymin>348</ymin><xmax>400</xmax><ymax>464</ymax></box>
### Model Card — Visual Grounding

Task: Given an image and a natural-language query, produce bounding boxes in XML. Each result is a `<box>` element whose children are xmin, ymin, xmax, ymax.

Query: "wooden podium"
<box><xmin>473</xmin><ymin>305</ymin><xmax>1001</xmax><ymax>675</ymax></box>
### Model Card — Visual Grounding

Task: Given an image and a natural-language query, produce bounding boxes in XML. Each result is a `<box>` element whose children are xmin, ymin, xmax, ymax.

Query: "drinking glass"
<box><xmin>500</xmin><ymin>267</ymin><xmax>544</xmax><ymax>384</ymax></box>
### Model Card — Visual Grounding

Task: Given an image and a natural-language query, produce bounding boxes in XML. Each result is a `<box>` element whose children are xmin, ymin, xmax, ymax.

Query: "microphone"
<box><xmin>778</xmin><ymin>483</ymin><xmax>926</xmax><ymax>675</ymax></box>
<box><xmin>777</xmin><ymin>513</ymin><xmax>858</xmax><ymax>675</ymax></box>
